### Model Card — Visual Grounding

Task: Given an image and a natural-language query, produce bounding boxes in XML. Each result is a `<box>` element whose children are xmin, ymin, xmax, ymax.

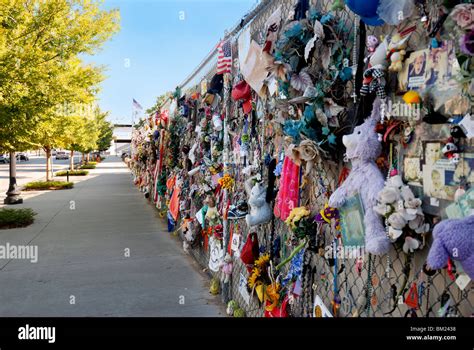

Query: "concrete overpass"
<box><xmin>107</xmin><ymin>124</ymin><xmax>132</xmax><ymax>155</ymax></box>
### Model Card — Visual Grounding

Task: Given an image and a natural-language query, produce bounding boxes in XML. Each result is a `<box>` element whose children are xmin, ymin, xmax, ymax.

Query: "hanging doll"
<box><xmin>364</xmin><ymin>35</ymin><xmax>379</xmax><ymax>64</ymax></box>
<box><xmin>329</xmin><ymin>98</ymin><xmax>391</xmax><ymax>255</ymax></box>
<box><xmin>219</xmin><ymin>253</ymin><xmax>233</xmax><ymax>283</ymax></box>
<box><xmin>360</xmin><ymin>37</ymin><xmax>389</xmax><ymax>99</ymax></box>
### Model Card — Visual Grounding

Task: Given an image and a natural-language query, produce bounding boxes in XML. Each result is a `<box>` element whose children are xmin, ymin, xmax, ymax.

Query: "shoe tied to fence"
<box><xmin>227</xmin><ymin>201</ymin><xmax>248</xmax><ymax>220</ymax></box>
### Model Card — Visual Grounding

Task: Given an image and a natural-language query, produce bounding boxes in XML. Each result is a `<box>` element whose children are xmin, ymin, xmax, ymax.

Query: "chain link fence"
<box><xmin>147</xmin><ymin>0</ymin><xmax>474</xmax><ymax>317</ymax></box>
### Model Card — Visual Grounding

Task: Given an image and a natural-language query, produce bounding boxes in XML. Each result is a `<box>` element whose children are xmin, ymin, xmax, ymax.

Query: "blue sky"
<box><xmin>86</xmin><ymin>0</ymin><xmax>256</xmax><ymax>124</ymax></box>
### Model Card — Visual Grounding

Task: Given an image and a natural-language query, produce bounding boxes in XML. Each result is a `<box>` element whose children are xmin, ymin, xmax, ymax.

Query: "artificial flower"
<box><xmin>400</xmin><ymin>207</ymin><xmax>418</xmax><ymax>221</ymax></box>
<box><xmin>409</xmin><ymin>214</ymin><xmax>430</xmax><ymax>234</ymax></box>
<box><xmin>328</xmin><ymin>133</ymin><xmax>337</xmax><ymax>145</ymax></box>
<box><xmin>387</xmin><ymin>212</ymin><xmax>407</xmax><ymax>230</ymax></box>
<box><xmin>450</xmin><ymin>4</ymin><xmax>474</xmax><ymax>30</ymax></box>
<box><xmin>265</xmin><ymin>282</ymin><xmax>281</xmax><ymax>311</ymax></box>
<box><xmin>403</xmin><ymin>236</ymin><xmax>420</xmax><ymax>254</ymax></box>
<box><xmin>388</xmin><ymin>226</ymin><xmax>404</xmax><ymax>240</ymax></box>
<box><xmin>290</xmin><ymin>68</ymin><xmax>313</xmax><ymax>92</ymax></box>
<box><xmin>265</xmin><ymin>55</ymin><xmax>290</xmax><ymax>81</ymax></box>
<box><xmin>248</xmin><ymin>267</ymin><xmax>262</xmax><ymax>289</ymax></box>
<box><xmin>460</xmin><ymin>29</ymin><xmax>474</xmax><ymax>56</ymax></box>
<box><xmin>254</xmin><ymin>253</ymin><xmax>270</xmax><ymax>269</ymax></box>
<box><xmin>386</xmin><ymin>174</ymin><xmax>404</xmax><ymax>188</ymax></box>
<box><xmin>218</xmin><ymin>174</ymin><xmax>234</xmax><ymax>190</ymax></box>
<box><xmin>284</xmin><ymin>206</ymin><xmax>311</xmax><ymax>229</ymax></box>
<box><xmin>373</xmin><ymin>203</ymin><xmax>392</xmax><ymax>217</ymax></box>
<box><xmin>378</xmin><ymin>186</ymin><xmax>400</xmax><ymax>204</ymax></box>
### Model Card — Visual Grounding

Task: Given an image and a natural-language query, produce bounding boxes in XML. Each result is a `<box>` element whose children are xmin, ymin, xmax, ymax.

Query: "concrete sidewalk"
<box><xmin>0</xmin><ymin>156</ymin><xmax>223</xmax><ymax>316</ymax></box>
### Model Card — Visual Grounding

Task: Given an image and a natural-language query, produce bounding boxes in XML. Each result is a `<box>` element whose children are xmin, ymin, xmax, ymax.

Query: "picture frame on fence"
<box><xmin>421</xmin><ymin>141</ymin><xmax>443</xmax><ymax>167</ymax></box>
<box><xmin>338</xmin><ymin>194</ymin><xmax>365</xmax><ymax>248</ymax></box>
<box><xmin>403</xmin><ymin>157</ymin><xmax>422</xmax><ymax>184</ymax></box>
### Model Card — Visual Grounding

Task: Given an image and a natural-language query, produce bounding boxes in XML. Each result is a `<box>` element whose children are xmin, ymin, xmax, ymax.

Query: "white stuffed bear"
<box><xmin>245</xmin><ymin>177</ymin><xmax>272</xmax><ymax>227</ymax></box>
<box><xmin>387</xmin><ymin>34</ymin><xmax>411</xmax><ymax>72</ymax></box>
<box><xmin>329</xmin><ymin>98</ymin><xmax>391</xmax><ymax>255</ymax></box>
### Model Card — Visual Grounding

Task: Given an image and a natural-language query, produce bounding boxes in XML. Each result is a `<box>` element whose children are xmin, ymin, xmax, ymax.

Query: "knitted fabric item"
<box><xmin>274</xmin><ymin>156</ymin><xmax>300</xmax><ymax>221</ymax></box>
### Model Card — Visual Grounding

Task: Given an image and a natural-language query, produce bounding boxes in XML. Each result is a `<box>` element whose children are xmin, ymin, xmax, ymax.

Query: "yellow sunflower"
<box><xmin>254</xmin><ymin>253</ymin><xmax>270</xmax><ymax>269</ymax></box>
<box><xmin>247</xmin><ymin>267</ymin><xmax>261</xmax><ymax>289</ymax></box>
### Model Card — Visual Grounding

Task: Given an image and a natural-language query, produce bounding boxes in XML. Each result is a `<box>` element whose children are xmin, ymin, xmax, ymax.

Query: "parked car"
<box><xmin>0</xmin><ymin>154</ymin><xmax>9</xmax><ymax>164</ymax></box>
<box><xmin>55</xmin><ymin>151</ymin><xmax>69</xmax><ymax>160</ymax></box>
<box><xmin>16</xmin><ymin>153</ymin><xmax>29</xmax><ymax>161</ymax></box>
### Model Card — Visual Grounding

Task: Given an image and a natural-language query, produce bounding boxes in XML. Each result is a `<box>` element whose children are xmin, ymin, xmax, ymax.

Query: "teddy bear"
<box><xmin>329</xmin><ymin>98</ymin><xmax>391</xmax><ymax>255</ymax></box>
<box><xmin>386</xmin><ymin>33</ymin><xmax>411</xmax><ymax>72</ymax></box>
<box><xmin>427</xmin><ymin>215</ymin><xmax>474</xmax><ymax>279</ymax></box>
<box><xmin>245</xmin><ymin>176</ymin><xmax>272</xmax><ymax>227</ymax></box>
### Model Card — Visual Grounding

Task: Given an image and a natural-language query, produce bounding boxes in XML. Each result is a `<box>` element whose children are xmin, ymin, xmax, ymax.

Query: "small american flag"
<box><xmin>132</xmin><ymin>98</ymin><xmax>143</xmax><ymax>110</ymax></box>
<box><xmin>217</xmin><ymin>39</ymin><xmax>232</xmax><ymax>74</ymax></box>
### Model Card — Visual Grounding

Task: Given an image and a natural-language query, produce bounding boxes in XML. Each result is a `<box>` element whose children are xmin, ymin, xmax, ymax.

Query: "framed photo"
<box><xmin>422</xmin><ymin>141</ymin><xmax>443</xmax><ymax>167</ymax></box>
<box><xmin>399</xmin><ymin>49</ymin><xmax>429</xmax><ymax>91</ymax></box>
<box><xmin>445</xmin><ymin>153</ymin><xmax>474</xmax><ymax>186</ymax></box>
<box><xmin>339</xmin><ymin>194</ymin><xmax>365</xmax><ymax>248</ymax></box>
<box><xmin>403</xmin><ymin>157</ymin><xmax>422</xmax><ymax>184</ymax></box>
<box><xmin>422</xmin><ymin>162</ymin><xmax>456</xmax><ymax>201</ymax></box>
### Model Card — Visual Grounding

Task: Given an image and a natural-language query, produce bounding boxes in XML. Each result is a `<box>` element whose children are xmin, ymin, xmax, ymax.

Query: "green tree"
<box><xmin>95</xmin><ymin>110</ymin><xmax>114</xmax><ymax>152</ymax></box>
<box><xmin>0</xmin><ymin>0</ymin><xmax>119</xmax><ymax>187</ymax></box>
<box><xmin>0</xmin><ymin>0</ymin><xmax>120</xmax><ymax>152</ymax></box>
<box><xmin>61</xmin><ymin>105</ymin><xmax>100</xmax><ymax>170</ymax></box>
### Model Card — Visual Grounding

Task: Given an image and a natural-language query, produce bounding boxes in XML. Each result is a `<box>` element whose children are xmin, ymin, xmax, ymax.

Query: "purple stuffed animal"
<box><xmin>329</xmin><ymin>98</ymin><xmax>390</xmax><ymax>255</ymax></box>
<box><xmin>427</xmin><ymin>215</ymin><xmax>474</xmax><ymax>279</ymax></box>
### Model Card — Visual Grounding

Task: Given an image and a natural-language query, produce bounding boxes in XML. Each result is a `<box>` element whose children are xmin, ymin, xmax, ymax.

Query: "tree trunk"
<box><xmin>86</xmin><ymin>153</ymin><xmax>90</xmax><ymax>164</ymax></box>
<box><xmin>70</xmin><ymin>150</ymin><xmax>74</xmax><ymax>170</ymax></box>
<box><xmin>45</xmin><ymin>147</ymin><xmax>52</xmax><ymax>182</ymax></box>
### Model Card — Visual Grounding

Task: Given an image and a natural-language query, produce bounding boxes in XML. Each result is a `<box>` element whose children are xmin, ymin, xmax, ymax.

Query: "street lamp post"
<box><xmin>4</xmin><ymin>151</ymin><xmax>23</xmax><ymax>205</ymax></box>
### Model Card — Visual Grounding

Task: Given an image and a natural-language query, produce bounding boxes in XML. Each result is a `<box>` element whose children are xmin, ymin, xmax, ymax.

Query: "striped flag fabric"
<box><xmin>217</xmin><ymin>39</ymin><xmax>232</xmax><ymax>74</ymax></box>
<box><xmin>132</xmin><ymin>98</ymin><xmax>143</xmax><ymax>110</ymax></box>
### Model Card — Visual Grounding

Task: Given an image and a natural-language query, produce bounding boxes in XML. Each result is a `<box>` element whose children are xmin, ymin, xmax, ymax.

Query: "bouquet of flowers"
<box><xmin>373</xmin><ymin>175</ymin><xmax>429</xmax><ymax>254</ymax></box>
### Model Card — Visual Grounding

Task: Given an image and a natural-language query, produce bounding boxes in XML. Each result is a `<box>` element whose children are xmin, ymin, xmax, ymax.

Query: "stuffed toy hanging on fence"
<box><xmin>329</xmin><ymin>98</ymin><xmax>390</xmax><ymax>255</ymax></box>
<box><xmin>427</xmin><ymin>216</ymin><xmax>474</xmax><ymax>280</ymax></box>
<box><xmin>245</xmin><ymin>176</ymin><xmax>272</xmax><ymax>227</ymax></box>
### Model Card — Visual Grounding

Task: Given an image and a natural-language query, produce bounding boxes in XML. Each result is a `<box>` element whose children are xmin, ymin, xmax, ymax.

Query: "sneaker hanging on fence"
<box><xmin>227</xmin><ymin>201</ymin><xmax>249</xmax><ymax>220</ymax></box>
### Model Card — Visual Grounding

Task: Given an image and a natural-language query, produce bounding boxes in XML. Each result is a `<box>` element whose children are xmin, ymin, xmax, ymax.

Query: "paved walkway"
<box><xmin>0</xmin><ymin>157</ymin><xmax>223</xmax><ymax>316</ymax></box>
